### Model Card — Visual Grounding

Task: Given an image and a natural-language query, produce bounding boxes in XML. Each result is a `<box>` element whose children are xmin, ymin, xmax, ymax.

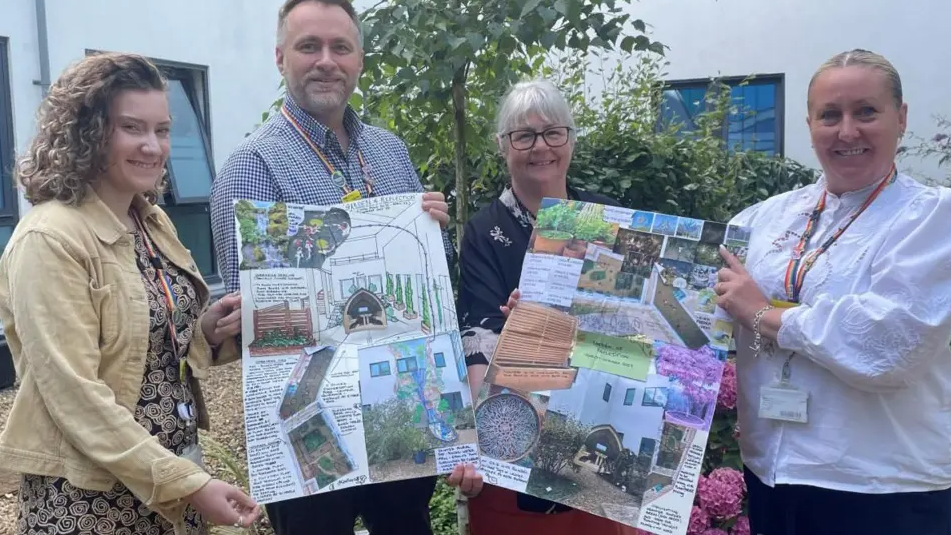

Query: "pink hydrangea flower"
<box><xmin>687</xmin><ymin>505</ymin><xmax>711</xmax><ymax>535</ymax></box>
<box><xmin>707</xmin><ymin>467</ymin><xmax>746</xmax><ymax>492</ymax></box>
<box><xmin>731</xmin><ymin>515</ymin><xmax>751</xmax><ymax>535</ymax></box>
<box><xmin>717</xmin><ymin>360</ymin><xmax>737</xmax><ymax>410</ymax></box>
<box><xmin>701</xmin><ymin>529</ymin><xmax>729</xmax><ymax>535</ymax></box>
<box><xmin>697</xmin><ymin>468</ymin><xmax>745</xmax><ymax>520</ymax></box>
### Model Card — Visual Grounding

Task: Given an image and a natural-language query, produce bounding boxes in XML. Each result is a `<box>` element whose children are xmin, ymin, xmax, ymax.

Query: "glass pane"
<box><xmin>727</xmin><ymin>81</ymin><xmax>778</xmax><ymax>155</ymax></box>
<box><xmin>0</xmin><ymin>224</ymin><xmax>13</xmax><ymax>255</ymax></box>
<box><xmin>167</xmin><ymin>79</ymin><xmax>214</xmax><ymax>201</ymax></box>
<box><xmin>165</xmin><ymin>206</ymin><xmax>215</xmax><ymax>278</ymax></box>
<box><xmin>660</xmin><ymin>86</ymin><xmax>707</xmax><ymax>133</ymax></box>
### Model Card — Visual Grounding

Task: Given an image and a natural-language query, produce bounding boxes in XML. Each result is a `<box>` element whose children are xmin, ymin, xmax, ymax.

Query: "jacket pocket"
<box><xmin>89</xmin><ymin>281</ymin><xmax>119</xmax><ymax>345</ymax></box>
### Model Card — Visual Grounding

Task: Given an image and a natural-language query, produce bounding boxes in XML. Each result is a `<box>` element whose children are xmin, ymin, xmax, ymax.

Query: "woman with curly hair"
<box><xmin>0</xmin><ymin>52</ymin><xmax>261</xmax><ymax>534</ymax></box>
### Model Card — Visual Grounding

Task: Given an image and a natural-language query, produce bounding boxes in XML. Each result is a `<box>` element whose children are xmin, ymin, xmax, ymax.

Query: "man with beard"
<box><xmin>209</xmin><ymin>1</ymin><xmax>454</xmax><ymax>533</ymax></box>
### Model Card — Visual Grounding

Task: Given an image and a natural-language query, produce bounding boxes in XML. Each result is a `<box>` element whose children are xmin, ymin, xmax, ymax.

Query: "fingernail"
<box><xmin>719</xmin><ymin>244</ymin><xmax>726</xmax><ymax>251</ymax></box>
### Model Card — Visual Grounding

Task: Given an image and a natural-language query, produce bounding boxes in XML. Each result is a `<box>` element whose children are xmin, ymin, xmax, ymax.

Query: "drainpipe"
<box><xmin>33</xmin><ymin>0</ymin><xmax>51</xmax><ymax>96</ymax></box>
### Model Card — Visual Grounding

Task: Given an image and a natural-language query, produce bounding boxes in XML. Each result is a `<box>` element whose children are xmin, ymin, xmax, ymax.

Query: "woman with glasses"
<box><xmin>447</xmin><ymin>79</ymin><xmax>632</xmax><ymax>535</ymax></box>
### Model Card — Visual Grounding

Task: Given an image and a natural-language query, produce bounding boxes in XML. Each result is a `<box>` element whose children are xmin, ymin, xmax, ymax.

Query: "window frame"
<box><xmin>0</xmin><ymin>37</ymin><xmax>18</xmax><ymax>224</ymax></box>
<box><xmin>151</xmin><ymin>58</ymin><xmax>220</xmax><ymax>285</ymax></box>
<box><xmin>369</xmin><ymin>361</ymin><xmax>391</xmax><ymax>377</ymax></box>
<box><xmin>602</xmin><ymin>383</ymin><xmax>612</xmax><ymax>402</ymax></box>
<box><xmin>660</xmin><ymin>73</ymin><xmax>786</xmax><ymax>156</ymax></box>
<box><xmin>623</xmin><ymin>387</ymin><xmax>637</xmax><ymax>406</ymax></box>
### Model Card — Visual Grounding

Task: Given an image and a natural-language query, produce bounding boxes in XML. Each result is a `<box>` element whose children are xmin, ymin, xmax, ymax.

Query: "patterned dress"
<box><xmin>17</xmin><ymin>228</ymin><xmax>206</xmax><ymax>535</ymax></box>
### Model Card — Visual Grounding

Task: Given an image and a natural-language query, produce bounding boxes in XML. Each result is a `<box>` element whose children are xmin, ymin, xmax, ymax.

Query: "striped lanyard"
<box><xmin>280</xmin><ymin>105</ymin><xmax>374</xmax><ymax>198</ymax></box>
<box><xmin>784</xmin><ymin>163</ymin><xmax>897</xmax><ymax>302</ymax></box>
<box><xmin>130</xmin><ymin>210</ymin><xmax>187</xmax><ymax>383</ymax></box>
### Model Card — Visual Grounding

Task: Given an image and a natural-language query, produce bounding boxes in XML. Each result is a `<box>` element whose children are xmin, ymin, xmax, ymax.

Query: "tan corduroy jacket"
<box><xmin>0</xmin><ymin>188</ymin><xmax>239</xmax><ymax>532</ymax></box>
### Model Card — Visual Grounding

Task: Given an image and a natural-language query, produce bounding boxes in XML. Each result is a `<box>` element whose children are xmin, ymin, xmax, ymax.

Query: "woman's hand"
<box><xmin>499</xmin><ymin>288</ymin><xmax>521</xmax><ymax>318</ymax></box>
<box><xmin>715</xmin><ymin>246</ymin><xmax>770</xmax><ymax>329</ymax></box>
<box><xmin>201</xmin><ymin>292</ymin><xmax>241</xmax><ymax>347</ymax></box>
<box><xmin>186</xmin><ymin>479</ymin><xmax>261</xmax><ymax>527</ymax></box>
<box><xmin>446</xmin><ymin>463</ymin><xmax>483</xmax><ymax>498</ymax></box>
<box><xmin>422</xmin><ymin>192</ymin><xmax>450</xmax><ymax>229</ymax></box>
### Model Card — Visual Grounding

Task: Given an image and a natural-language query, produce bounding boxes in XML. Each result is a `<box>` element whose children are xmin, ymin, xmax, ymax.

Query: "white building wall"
<box><xmin>615</xmin><ymin>0</ymin><xmax>951</xmax><ymax>183</ymax></box>
<box><xmin>548</xmin><ymin>368</ymin><xmax>666</xmax><ymax>452</ymax></box>
<box><xmin>359</xmin><ymin>334</ymin><xmax>467</xmax><ymax>407</ymax></box>
<box><xmin>0</xmin><ymin>0</ymin><xmax>285</xmax><ymax>217</ymax></box>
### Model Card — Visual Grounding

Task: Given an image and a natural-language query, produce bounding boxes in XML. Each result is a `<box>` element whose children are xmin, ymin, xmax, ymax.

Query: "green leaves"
<box><xmin>520</xmin><ymin>0</ymin><xmax>543</xmax><ymax>18</ymax></box>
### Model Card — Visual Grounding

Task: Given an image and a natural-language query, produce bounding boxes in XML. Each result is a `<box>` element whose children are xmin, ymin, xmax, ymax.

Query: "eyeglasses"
<box><xmin>505</xmin><ymin>126</ymin><xmax>573</xmax><ymax>151</ymax></box>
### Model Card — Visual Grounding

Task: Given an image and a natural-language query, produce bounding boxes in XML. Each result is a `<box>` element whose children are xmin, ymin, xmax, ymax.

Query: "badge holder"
<box><xmin>758</xmin><ymin>356</ymin><xmax>809</xmax><ymax>424</ymax></box>
<box><xmin>177</xmin><ymin>401</ymin><xmax>205</xmax><ymax>469</ymax></box>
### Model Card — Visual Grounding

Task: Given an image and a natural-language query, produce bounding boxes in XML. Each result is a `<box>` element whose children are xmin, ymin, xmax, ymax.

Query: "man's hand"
<box><xmin>422</xmin><ymin>192</ymin><xmax>450</xmax><ymax>229</ymax></box>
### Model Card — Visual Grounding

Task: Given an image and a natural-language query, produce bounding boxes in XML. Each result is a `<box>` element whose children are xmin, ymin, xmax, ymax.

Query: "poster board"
<box><xmin>234</xmin><ymin>194</ymin><xmax>479</xmax><ymax>504</ymax></box>
<box><xmin>473</xmin><ymin>198</ymin><xmax>751</xmax><ymax>535</ymax></box>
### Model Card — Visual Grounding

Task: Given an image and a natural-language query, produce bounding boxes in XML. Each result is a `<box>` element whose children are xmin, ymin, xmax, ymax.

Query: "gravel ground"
<box><xmin>1</xmin><ymin>382</ymin><xmax>21</xmax><ymax>535</ymax></box>
<box><xmin>0</xmin><ymin>362</ymin><xmax>273</xmax><ymax>535</ymax></box>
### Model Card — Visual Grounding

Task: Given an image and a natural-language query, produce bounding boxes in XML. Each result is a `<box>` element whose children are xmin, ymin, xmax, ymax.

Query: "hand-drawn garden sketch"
<box><xmin>235</xmin><ymin>194</ymin><xmax>477</xmax><ymax>505</ymax></box>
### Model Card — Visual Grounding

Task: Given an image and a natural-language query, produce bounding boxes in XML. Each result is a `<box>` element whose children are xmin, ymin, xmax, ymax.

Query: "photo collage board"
<box><xmin>473</xmin><ymin>198</ymin><xmax>753</xmax><ymax>535</ymax></box>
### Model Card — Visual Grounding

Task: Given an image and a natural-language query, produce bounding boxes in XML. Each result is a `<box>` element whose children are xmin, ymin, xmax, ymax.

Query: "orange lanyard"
<box><xmin>130</xmin><ymin>210</ymin><xmax>187</xmax><ymax>383</ymax></box>
<box><xmin>280</xmin><ymin>105</ymin><xmax>374</xmax><ymax>198</ymax></box>
<box><xmin>784</xmin><ymin>163</ymin><xmax>897</xmax><ymax>302</ymax></box>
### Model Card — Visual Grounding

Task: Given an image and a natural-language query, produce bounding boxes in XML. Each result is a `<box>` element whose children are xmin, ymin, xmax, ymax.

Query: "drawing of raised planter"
<box><xmin>249</xmin><ymin>299</ymin><xmax>315</xmax><ymax>357</ymax></box>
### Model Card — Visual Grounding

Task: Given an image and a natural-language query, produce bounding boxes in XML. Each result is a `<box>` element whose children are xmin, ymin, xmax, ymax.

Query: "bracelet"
<box><xmin>750</xmin><ymin>304</ymin><xmax>774</xmax><ymax>358</ymax></box>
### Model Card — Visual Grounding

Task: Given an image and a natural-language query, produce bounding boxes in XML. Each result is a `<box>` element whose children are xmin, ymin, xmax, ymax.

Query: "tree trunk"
<box><xmin>451</xmin><ymin>71</ymin><xmax>468</xmax><ymax>244</ymax></box>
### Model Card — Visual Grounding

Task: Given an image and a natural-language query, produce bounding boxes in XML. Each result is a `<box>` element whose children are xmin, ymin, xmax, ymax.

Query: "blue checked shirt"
<box><xmin>210</xmin><ymin>92</ymin><xmax>455</xmax><ymax>293</ymax></box>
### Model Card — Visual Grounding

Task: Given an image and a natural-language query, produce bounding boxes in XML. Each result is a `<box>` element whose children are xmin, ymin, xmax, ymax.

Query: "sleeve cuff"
<box><xmin>776</xmin><ymin>305</ymin><xmax>807</xmax><ymax>353</ymax></box>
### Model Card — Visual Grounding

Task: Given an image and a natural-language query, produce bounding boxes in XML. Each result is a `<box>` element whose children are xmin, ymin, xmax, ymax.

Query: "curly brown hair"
<box><xmin>15</xmin><ymin>52</ymin><xmax>169</xmax><ymax>206</ymax></box>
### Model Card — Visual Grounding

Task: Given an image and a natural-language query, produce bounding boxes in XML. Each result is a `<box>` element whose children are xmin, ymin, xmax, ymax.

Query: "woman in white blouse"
<box><xmin>715</xmin><ymin>49</ymin><xmax>951</xmax><ymax>534</ymax></box>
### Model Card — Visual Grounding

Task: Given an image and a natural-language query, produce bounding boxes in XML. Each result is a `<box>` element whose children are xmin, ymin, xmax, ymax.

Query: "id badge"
<box><xmin>180</xmin><ymin>443</ymin><xmax>205</xmax><ymax>470</ymax></box>
<box><xmin>759</xmin><ymin>384</ymin><xmax>808</xmax><ymax>423</ymax></box>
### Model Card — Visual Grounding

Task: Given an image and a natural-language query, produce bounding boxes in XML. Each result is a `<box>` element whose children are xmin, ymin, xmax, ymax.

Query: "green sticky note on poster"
<box><xmin>570</xmin><ymin>331</ymin><xmax>654</xmax><ymax>381</ymax></box>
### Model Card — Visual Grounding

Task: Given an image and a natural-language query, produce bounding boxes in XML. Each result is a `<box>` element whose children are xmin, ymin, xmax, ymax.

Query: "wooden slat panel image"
<box><xmin>486</xmin><ymin>302</ymin><xmax>579</xmax><ymax>391</ymax></box>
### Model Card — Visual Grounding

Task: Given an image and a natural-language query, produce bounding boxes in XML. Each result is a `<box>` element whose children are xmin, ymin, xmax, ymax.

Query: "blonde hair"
<box><xmin>15</xmin><ymin>52</ymin><xmax>169</xmax><ymax>206</ymax></box>
<box><xmin>808</xmin><ymin>49</ymin><xmax>903</xmax><ymax>109</ymax></box>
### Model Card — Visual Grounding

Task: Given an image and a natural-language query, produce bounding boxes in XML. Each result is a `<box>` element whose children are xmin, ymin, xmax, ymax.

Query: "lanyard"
<box><xmin>280</xmin><ymin>105</ymin><xmax>374</xmax><ymax>199</ymax></box>
<box><xmin>784</xmin><ymin>163</ymin><xmax>897</xmax><ymax>302</ymax></box>
<box><xmin>130</xmin><ymin>210</ymin><xmax>188</xmax><ymax>383</ymax></box>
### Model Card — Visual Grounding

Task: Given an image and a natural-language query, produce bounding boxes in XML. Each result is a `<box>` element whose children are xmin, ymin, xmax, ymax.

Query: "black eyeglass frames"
<box><xmin>504</xmin><ymin>126</ymin><xmax>573</xmax><ymax>151</ymax></box>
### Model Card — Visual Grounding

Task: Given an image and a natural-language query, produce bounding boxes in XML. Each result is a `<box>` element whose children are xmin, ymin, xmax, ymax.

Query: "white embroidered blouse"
<box><xmin>729</xmin><ymin>172</ymin><xmax>951</xmax><ymax>493</ymax></box>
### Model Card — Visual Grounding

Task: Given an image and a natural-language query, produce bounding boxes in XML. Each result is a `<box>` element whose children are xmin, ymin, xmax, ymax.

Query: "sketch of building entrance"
<box><xmin>343</xmin><ymin>289</ymin><xmax>387</xmax><ymax>334</ymax></box>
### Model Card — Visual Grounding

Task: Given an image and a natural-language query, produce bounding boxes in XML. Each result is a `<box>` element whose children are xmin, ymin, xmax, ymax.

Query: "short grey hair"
<box><xmin>276</xmin><ymin>0</ymin><xmax>363</xmax><ymax>49</ymax></box>
<box><xmin>496</xmin><ymin>79</ymin><xmax>576</xmax><ymax>137</ymax></box>
<box><xmin>808</xmin><ymin>49</ymin><xmax>902</xmax><ymax>109</ymax></box>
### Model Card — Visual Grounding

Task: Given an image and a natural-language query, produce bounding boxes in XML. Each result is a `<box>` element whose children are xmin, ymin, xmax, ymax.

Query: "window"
<box><xmin>623</xmin><ymin>388</ymin><xmax>637</xmax><ymax>406</ymax></box>
<box><xmin>397</xmin><ymin>356</ymin><xmax>418</xmax><ymax>373</ymax></box>
<box><xmin>602</xmin><ymin>383</ymin><xmax>612</xmax><ymax>402</ymax></box>
<box><xmin>369</xmin><ymin>361</ymin><xmax>390</xmax><ymax>377</ymax></box>
<box><xmin>156</xmin><ymin>63</ymin><xmax>218</xmax><ymax>283</ymax></box>
<box><xmin>659</xmin><ymin>74</ymin><xmax>784</xmax><ymax>156</ymax></box>
<box><xmin>642</xmin><ymin>387</ymin><xmax>668</xmax><ymax>408</ymax></box>
<box><xmin>0</xmin><ymin>38</ymin><xmax>18</xmax><ymax>254</ymax></box>
<box><xmin>434</xmin><ymin>352</ymin><xmax>446</xmax><ymax>368</ymax></box>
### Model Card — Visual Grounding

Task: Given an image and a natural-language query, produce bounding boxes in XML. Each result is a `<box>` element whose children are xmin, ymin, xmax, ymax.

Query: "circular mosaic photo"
<box><xmin>476</xmin><ymin>392</ymin><xmax>540</xmax><ymax>462</ymax></box>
